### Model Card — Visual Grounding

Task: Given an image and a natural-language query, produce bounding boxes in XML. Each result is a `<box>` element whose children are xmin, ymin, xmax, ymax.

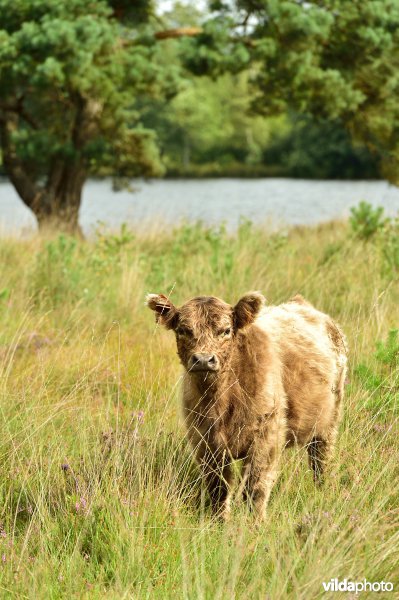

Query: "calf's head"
<box><xmin>146</xmin><ymin>292</ymin><xmax>265</xmax><ymax>376</ymax></box>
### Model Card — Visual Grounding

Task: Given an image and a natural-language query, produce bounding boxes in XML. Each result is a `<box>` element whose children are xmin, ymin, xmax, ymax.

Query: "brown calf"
<box><xmin>147</xmin><ymin>292</ymin><xmax>347</xmax><ymax>520</ymax></box>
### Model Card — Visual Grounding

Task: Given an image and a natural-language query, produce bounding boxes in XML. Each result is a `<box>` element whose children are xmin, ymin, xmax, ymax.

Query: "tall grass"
<box><xmin>0</xmin><ymin>220</ymin><xmax>398</xmax><ymax>598</ymax></box>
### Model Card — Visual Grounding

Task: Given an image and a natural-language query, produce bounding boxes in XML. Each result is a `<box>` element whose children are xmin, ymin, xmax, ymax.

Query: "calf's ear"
<box><xmin>146</xmin><ymin>294</ymin><xmax>179</xmax><ymax>329</ymax></box>
<box><xmin>233</xmin><ymin>291</ymin><xmax>265</xmax><ymax>330</ymax></box>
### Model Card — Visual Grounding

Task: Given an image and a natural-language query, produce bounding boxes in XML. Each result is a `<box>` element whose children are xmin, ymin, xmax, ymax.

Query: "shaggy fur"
<box><xmin>147</xmin><ymin>291</ymin><xmax>348</xmax><ymax>521</ymax></box>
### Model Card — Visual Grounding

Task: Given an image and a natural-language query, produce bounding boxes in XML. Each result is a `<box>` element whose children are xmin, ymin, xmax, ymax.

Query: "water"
<box><xmin>1</xmin><ymin>178</ymin><xmax>399</xmax><ymax>236</ymax></box>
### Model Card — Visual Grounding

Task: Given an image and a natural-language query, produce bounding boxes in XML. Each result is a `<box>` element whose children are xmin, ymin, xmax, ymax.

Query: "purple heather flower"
<box><xmin>75</xmin><ymin>497</ymin><xmax>88</xmax><ymax>514</ymax></box>
<box><xmin>132</xmin><ymin>410</ymin><xmax>144</xmax><ymax>422</ymax></box>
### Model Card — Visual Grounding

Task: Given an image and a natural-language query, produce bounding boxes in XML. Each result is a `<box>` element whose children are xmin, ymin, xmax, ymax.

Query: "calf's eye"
<box><xmin>177</xmin><ymin>327</ymin><xmax>193</xmax><ymax>338</ymax></box>
<box><xmin>220</xmin><ymin>328</ymin><xmax>231</xmax><ymax>337</ymax></box>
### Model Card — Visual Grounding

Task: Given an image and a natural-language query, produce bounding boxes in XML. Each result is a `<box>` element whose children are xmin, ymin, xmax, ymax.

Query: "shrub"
<box><xmin>349</xmin><ymin>201</ymin><xmax>386</xmax><ymax>240</ymax></box>
<box><xmin>354</xmin><ymin>329</ymin><xmax>399</xmax><ymax>418</ymax></box>
<box><xmin>31</xmin><ymin>235</ymin><xmax>85</xmax><ymax>307</ymax></box>
<box><xmin>375</xmin><ymin>329</ymin><xmax>399</xmax><ymax>367</ymax></box>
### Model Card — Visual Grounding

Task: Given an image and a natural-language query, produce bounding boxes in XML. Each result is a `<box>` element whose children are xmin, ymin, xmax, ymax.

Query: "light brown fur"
<box><xmin>147</xmin><ymin>292</ymin><xmax>348</xmax><ymax>521</ymax></box>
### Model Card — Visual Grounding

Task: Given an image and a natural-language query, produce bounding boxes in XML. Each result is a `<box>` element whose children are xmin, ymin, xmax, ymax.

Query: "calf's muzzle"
<box><xmin>189</xmin><ymin>353</ymin><xmax>219</xmax><ymax>372</ymax></box>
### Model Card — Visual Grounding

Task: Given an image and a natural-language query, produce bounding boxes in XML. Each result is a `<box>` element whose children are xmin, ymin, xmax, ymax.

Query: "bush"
<box><xmin>349</xmin><ymin>201</ymin><xmax>386</xmax><ymax>240</ymax></box>
<box><xmin>31</xmin><ymin>235</ymin><xmax>85</xmax><ymax>307</ymax></box>
<box><xmin>354</xmin><ymin>329</ymin><xmax>399</xmax><ymax>418</ymax></box>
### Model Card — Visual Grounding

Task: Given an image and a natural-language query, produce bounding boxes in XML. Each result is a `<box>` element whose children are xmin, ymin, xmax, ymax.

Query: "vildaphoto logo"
<box><xmin>322</xmin><ymin>578</ymin><xmax>394</xmax><ymax>593</ymax></box>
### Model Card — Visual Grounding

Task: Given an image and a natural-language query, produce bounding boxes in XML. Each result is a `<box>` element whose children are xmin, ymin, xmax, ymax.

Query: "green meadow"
<box><xmin>0</xmin><ymin>217</ymin><xmax>398</xmax><ymax>599</ymax></box>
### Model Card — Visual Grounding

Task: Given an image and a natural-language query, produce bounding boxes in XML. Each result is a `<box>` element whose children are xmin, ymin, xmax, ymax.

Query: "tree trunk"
<box><xmin>37</xmin><ymin>159</ymin><xmax>86</xmax><ymax>236</ymax></box>
<box><xmin>0</xmin><ymin>115</ymin><xmax>84</xmax><ymax>235</ymax></box>
<box><xmin>182</xmin><ymin>133</ymin><xmax>191</xmax><ymax>171</ymax></box>
<box><xmin>35</xmin><ymin>193</ymin><xmax>84</xmax><ymax>237</ymax></box>
<box><xmin>0</xmin><ymin>95</ymin><xmax>100</xmax><ymax>236</ymax></box>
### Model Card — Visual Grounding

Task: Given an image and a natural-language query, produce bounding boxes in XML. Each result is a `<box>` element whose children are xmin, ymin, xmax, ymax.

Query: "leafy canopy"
<box><xmin>182</xmin><ymin>0</ymin><xmax>399</xmax><ymax>182</ymax></box>
<box><xmin>0</xmin><ymin>0</ymin><xmax>179</xmax><ymax>183</ymax></box>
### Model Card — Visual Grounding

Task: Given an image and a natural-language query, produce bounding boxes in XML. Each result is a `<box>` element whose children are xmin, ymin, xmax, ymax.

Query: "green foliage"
<box><xmin>106</xmin><ymin>0</ymin><xmax>154</xmax><ymax>25</ymax></box>
<box><xmin>191</xmin><ymin>0</ymin><xmax>399</xmax><ymax>182</ymax></box>
<box><xmin>138</xmin><ymin>71</ymin><xmax>285</xmax><ymax>175</ymax></box>
<box><xmin>0</xmin><ymin>288</ymin><xmax>10</xmax><ymax>301</ymax></box>
<box><xmin>348</xmin><ymin>203</ymin><xmax>399</xmax><ymax>281</ymax></box>
<box><xmin>0</xmin><ymin>0</ymin><xmax>176</xmax><ymax>224</ymax></box>
<box><xmin>349</xmin><ymin>201</ymin><xmax>386</xmax><ymax>240</ymax></box>
<box><xmin>354</xmin><ymin>363</ymin><xmax>383</xmax><ymax>392</ymax></box>
<box><xmin>31</xmin><ymin>234</ymin><xmax>85</xmax><ymax>306</ymax></box>
<box><xmin>2</xmin><ymin>0</ymin><xmax>395</xmax><ymax>217</ymax></box>
<box><xmin>181</xmin><ymin>15</ymin><xmax>250</xmax><ymax>76</ymax></box>
<box><xmin>140</xmin><ymin>73</ymin><xmax>378</xmax><ymax>178</ymax></box>
<box><xmin>31</xmin><ymin>226</ymin><xmax>140</xmax><ymax>308</ymax></box>
<box><xmin>141</xmin><ymin>219</ymin><xmax>289</xmax><ymax>295</ymax></box>
<box><xmin>141</xmin><ymin>222</ymin><xmax>237</xmax><ymax>290</ymax></box>
<box><xmin>348</xmin><ymin>203</ymin><xmax>399</xmax><ymax>279</ymax></box>
<box><xmin>0</xmin><ymin>0</ymin><xmax>171</xmax><ymax>173</ymax></box>
<box><xmin>262</xmin><ymin>115</ymin><xmax>379</xmax><ymax>179</ymax></box>
<box><xmin>355</xmin><ymin>329</ymin><xmax>399</xmax><ymax>418</ymax></box>
<box><xmin>95</xmin><ymin>223</ymin><xmax>136</xmax><ymax>256</ymax></box>
<box><xmin>375</xmin><ymin>329</ymin><xmax>399</xmax><ymax>366</ymax></box>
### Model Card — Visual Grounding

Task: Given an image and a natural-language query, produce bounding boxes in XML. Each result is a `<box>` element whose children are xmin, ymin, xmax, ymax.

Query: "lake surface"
<box><xmin>1</xmin><ymin>178</ymin><xmax>399</xmax><ymax>236</ymax></box>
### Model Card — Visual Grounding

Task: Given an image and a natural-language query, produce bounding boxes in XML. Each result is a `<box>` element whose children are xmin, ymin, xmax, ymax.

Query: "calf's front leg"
<box><xmin>243</xmin><ymin>420</ymin><xmax>283</xmax><ymax>520</ymax></box>
<box><xmin>198</xmin><ymin>445</ymin><xmax>233</xmax><ymax>520</ymax></box>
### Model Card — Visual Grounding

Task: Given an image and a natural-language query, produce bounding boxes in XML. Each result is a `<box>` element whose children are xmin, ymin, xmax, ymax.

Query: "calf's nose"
<box><xmin>190</xmin><ymin>353</ymin><xmax>219</xmax><ymax>372</ymax></box>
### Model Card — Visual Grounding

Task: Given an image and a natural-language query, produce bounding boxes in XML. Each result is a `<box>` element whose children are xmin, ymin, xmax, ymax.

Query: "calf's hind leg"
<box><xmin>308</xmin><ymin>369</ymin><xmax>345</xmax><ymax>484</ymax></box>
<box><xmin>307</xmin><ymin>424</ymin><xmax>338</xmax><ymax>484</ymax></box>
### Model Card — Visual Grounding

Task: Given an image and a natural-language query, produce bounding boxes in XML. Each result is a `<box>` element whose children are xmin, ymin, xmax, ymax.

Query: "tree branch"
<box><xmin>154</xmin><ymin>27</ymin><xmax>203</xmax><ymax>40</ymax></box>
<box><xmin>153</xmin><ymin>26</ymin><xmax>255</xmax><ymax>47</ymax></box>
<box><xmin>0</xmin><ymin>115</ymin><xmax>42</xmax><ymax>211</ymax></box>
<box><xmin>0</xmin><ymin>97</ymin><xmax>39</xmax><ymax>130</ymax></box>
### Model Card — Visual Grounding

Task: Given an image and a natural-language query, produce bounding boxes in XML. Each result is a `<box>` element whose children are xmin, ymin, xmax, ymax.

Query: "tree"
<box><xmin>139</xmin><ymin>72</ymin><xmax>286</xmax><ymax>174</ymax></box>
<box><xmin>0</xmin><ymin>0</ymin><xmax>178</xmax><ymax>233</ymax></box>
<box><xmin>262</xmin><ymin>114</ymin><xmax>379</xmax><ymax>179</ymax></box>
<box><xmin>182</xmin><ymin>0</ymin><xmax>399</xmax><ymax>183</ymax></box>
